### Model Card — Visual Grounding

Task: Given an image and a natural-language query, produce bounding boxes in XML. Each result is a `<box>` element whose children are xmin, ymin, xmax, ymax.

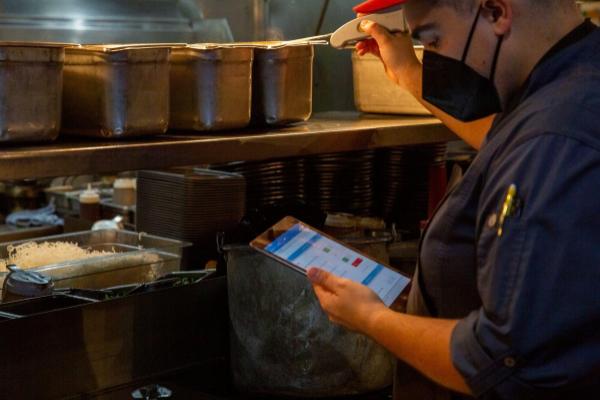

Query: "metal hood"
<box><xmin>0</xmin><ymin>0</ymin><xmax>233</xmax><ymax>43</ymax></box>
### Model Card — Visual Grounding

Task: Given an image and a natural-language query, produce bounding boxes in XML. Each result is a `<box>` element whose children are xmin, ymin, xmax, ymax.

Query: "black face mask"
<box><xmin>422</xmin><ymin>6</ymin><xmax>504</xmax><ymax>122</ymax></box>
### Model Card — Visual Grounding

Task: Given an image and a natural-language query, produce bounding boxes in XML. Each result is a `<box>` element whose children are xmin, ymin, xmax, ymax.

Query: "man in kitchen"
<box><xmin>308</xmin><ymin>0</ymin><xmax>600</xmax><ymax>398</ymax></box>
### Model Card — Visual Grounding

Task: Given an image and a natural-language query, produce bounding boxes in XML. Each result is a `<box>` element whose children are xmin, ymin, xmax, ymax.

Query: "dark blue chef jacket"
<box><xmin>415</xmin><ymin>21</ymin><xmax>600</xmax><ymax>399</ymax></box>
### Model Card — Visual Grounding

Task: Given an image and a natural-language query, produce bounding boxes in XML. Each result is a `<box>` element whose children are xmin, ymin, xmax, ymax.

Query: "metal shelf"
<box><xmin>0</xmin><ymin>112</ymin><xmax>454</xmax><ymax>180</ymax></box>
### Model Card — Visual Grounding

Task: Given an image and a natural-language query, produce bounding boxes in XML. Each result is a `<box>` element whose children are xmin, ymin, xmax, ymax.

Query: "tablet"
<box><xmin>250</xmin><ymin>216</ymin><xmax>411</xmax><ymax>307</ymax></box>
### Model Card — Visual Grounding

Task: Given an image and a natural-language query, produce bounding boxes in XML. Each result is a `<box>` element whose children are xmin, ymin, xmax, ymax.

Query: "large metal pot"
<box><xmin>225</xmin><ymin>245</ymin><xmax>394</xmax><ymax>397</ymax></box>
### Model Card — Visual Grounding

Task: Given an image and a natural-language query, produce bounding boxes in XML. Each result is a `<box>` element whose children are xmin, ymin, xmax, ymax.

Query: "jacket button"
<box><xmin>504</xmin><ymin>357</ymin><xmax>516</xmax><ymax>368</ymax></box>
<box><xmin>487</xmin><ymin>213</ymin><xmax>498</xmax><ymax>228</ymax></box>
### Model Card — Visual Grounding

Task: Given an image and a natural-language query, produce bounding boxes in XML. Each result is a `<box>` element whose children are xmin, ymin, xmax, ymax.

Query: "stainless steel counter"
<box><xmin>0</xmin><ymin>112</ymin><xmax>454</xmax><ymax>180</ymax></box>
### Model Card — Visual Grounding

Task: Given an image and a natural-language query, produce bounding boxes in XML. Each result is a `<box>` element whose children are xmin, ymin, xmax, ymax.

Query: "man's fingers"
<box><xmin>360</xmin><ymin>20</ymin><xmax>395</xmax><ymax>47</ymax></box>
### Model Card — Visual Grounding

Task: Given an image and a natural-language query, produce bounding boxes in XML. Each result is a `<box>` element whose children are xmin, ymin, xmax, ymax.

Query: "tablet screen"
<box><xmin>254</xmin><ymin>218</ymin><xmax>410</xmax><ymax>307</ymax></box>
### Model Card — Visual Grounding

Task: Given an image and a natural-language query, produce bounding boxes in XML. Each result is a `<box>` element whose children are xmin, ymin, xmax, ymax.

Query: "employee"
<box><xmin>308</xmin><ymin>0</ymin><xmax>600</xmax><ymax>398</ymax></box>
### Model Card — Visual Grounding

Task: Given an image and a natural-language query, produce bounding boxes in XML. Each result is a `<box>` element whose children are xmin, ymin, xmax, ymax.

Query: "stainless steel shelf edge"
<box><xmin>0</xmin><ymin>112</ymin><xmax>455</xmax><ymax>180</ymax></box>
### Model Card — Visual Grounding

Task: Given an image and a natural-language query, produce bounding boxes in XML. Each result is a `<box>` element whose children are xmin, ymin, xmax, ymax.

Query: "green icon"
<box><xmin>342</xmin><ymin>257</ymin><xmax>349</xmax><ymax>263</ymax></box>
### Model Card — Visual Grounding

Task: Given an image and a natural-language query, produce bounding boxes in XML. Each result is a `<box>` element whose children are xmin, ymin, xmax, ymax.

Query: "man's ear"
<box><xmin>482</xmin><ymin>0</ymin><xmax>513</xmax><ymax>35</ymax></box>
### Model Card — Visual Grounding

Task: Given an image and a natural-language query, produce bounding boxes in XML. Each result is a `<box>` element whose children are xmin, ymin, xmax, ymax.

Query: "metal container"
<box><xmin>0</xmin><ymin>230</ymin><xmax>190</xmax><ymax>297</ymax></box>
<box><xmin>63</xmin><ymin>45</ymin><xmax>171</xmax><ymax>138</ymax></box>
<box><xmin>170</xmin><ymin>45</ymin><xmax>253</xmax><ymax>131</ymax></box>
<box><xmin>225</xmin><ymin>245</ymin><xmax>394</xmax><ymax>397</ymax></box>
<box><xmin>251</xmin><ymin>44</ymin><xmax>314</xmax><ymax>126</ymax></box>
<box><xmin>0</xmin><ymin>42</ymin><xmax>64</xmax><ymax>143</ymax></box>
<box><xmin>352</xmin><ymin>47</ymin><xmax>431</xmax><ymax>115</ymax></box>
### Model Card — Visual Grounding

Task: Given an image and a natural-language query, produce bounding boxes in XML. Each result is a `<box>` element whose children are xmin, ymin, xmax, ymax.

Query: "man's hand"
<box><xmin>355</xmin><ymin>20</ymin><xmax>421</xmax><ymax>90</ymax></box>
<box><xmin>307</xmin><ymin>267</ymin><xmax>387</xmax><ymax>333</ymax></box>
<box><xmin>354</xmin><ymin>18</ymin><xmax>494</xmax><ymax>150</ymax></box>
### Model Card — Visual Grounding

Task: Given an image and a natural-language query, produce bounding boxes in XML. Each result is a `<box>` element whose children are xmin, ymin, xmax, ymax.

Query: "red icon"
<box><xmin>352</xmin><ymin>258</ymin><xmax>363</xmax><ymax>267</ymax></box>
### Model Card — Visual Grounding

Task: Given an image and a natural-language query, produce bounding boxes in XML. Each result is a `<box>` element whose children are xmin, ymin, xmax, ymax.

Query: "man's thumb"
<box><xmin>307</xmin><ymin>267</ymin><xmax>335</xmax><ymax>290</ymax></box>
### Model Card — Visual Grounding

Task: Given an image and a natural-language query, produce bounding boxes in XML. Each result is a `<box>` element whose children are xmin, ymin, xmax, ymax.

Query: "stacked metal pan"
<box><xmin>211</xmin><ymin>158</ymin><xmax>305</xmax><ymax>210</ymax></box>
<box><xmin>136</xmin><ymin>168</ymin><xmax>246</xmax><ymax>267</ymax></box>
<box><xmin>378</xmin><ymin>143</ymin><xmax>447</xmax><ymax>234</ymax></box>
<box><xmin>304</xmin><ymin>150</ymin><xmax>376</xmax><ymax>216</ymax></box>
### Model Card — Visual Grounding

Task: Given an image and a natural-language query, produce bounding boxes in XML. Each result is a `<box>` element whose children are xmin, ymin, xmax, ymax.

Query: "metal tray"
<box><xmin>352</xmin><ymin>47</ymin><xmax>431</xmax><ymax>115</ymax></box>
<box><xmin>250</xmin><ymin>44</ymin><xmax>314</xmax><ymax>126</ymax></box>
<box><xmin>170</xmin><ymin>44</ymin><xmax>253</xmax><ymax>131</ymax></box>
<box><xmin>0</xmin><ymin>229</ymin><xmax>191</xmax><ymax>294</ymax></box>
<box><xmin>0</xmin><ymin>42</ymin><xmax>65</xmax><ymax>143</ymax></box>
<box><xmin>62</xmin><ymin>45</ymin><xmax>171</xmax><ymax>138</ymax></box>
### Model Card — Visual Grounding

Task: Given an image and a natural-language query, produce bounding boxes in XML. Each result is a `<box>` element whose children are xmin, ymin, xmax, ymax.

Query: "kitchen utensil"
<box><xmin>2</xmin><ymin>265</ymin><xmax>54</xmax><ymax>303</ymax></box>
<box><xmin>243</xmin><ymin>5</ymin><xmax>406</xmax><ymax>50</ymax></box>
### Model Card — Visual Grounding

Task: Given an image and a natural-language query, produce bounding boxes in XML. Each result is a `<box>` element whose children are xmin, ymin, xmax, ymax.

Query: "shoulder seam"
<box><xmin>512</xmin><ymin>132</ymin><xmax>600</xmax><ymax>154</ymax></box>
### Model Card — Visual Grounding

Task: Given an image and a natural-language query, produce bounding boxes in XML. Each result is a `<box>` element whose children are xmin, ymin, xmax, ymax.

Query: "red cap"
<box><xmin>353</xmin><ymin>0</ymin><xmax>406</xmax><ymax>14</ymax></box>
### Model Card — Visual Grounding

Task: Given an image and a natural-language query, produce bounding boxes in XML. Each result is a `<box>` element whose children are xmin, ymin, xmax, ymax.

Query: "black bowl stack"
<box><xmin>378</xmin><ymin>143</ymin><xmax>447</xmax><ymax>235</ymax></box>
<box><xmin>304</xmin><ymin>150</ymin><xmax>376</xmax><ymax>216</ymax></box>
<box><xmin>136</xmin><ymin>168</ymin><xmax>246</xmax><ymax>267</ymax></box>
<box><xmin>210</xmin><ymin>158</ymin><xmax>305</xmax><ymax>211</ymax></box>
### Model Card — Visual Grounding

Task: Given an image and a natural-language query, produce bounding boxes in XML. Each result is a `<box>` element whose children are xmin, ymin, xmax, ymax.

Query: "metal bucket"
<box><xmin>225</xmin><ymin>245</ymin><xmax>394</xmax><ymax>397</ymax></box>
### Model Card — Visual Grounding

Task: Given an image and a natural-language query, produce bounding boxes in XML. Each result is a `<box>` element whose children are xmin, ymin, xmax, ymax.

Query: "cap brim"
<box><xmin>353</xmin><ymin>0</ymin><xmax>407</xmax><ymax>14</ymax></box>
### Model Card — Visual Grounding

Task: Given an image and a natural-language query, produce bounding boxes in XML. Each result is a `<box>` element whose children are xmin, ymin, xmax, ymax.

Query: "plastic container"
<box><xmin>0</xmin><ymin>230</ymin><xmax>190</xmax><ymax>296</ymax></box>
<box><xmin>352</xmin><ymin>47</ymin><xmax>431</xmax><ymax>115</ymax></box>
<box><xmin>79</xmin><ymin>184</ymin><xmax>101</xmax><ymax>221</ymax></box>
<box><xmin>112</xmin><ymin>178</ymin><xmax>136</xmax><ymax>206</ymax></box>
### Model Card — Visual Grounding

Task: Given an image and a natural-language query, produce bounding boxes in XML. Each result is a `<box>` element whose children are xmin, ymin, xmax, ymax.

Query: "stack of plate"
<box><xmin>136</xmin><ymin>168</ymin><xmax>246</xmax><ymax>267</ymax></box>
<box><xmin>304</xmin><ymin>150</ymin><xmax>376</xmax><ymax>216</ymax></box>
<box><xmin>211</xmin><ymin>158</ymin><xmax>305</xmax><ymax>210</ymax></box>
<box><xmin>378</xmin><ymin>143</ymin><xmax>447</xmax><ymax>234</ymax></box>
